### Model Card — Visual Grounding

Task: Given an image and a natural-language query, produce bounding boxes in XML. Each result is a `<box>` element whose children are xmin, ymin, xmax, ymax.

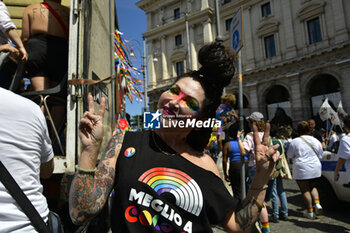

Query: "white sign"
<box><xmin>230</xmin><ymin>7</ymin><xmax>243</xmax><ymax>53</ymax></box>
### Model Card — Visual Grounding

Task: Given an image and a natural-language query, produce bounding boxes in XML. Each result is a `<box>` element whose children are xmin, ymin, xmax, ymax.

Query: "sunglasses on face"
<box><xmin>167</xmin><ymin>85</ymin><xmax>200</xmax><ymax>113</ymax></box>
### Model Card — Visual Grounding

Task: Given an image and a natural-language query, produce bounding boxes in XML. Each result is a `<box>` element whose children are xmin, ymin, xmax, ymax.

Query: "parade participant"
<box><xmin>69</xmin><ymin>42</ymin><xmax>280</xmax><ymax>233</ymax></box>
<box><xmin>266</xmin><ymin>126</ymin><xmax>289</xmax><ymax>222</ymax></box>
<box><xmin>21</xmin><ymin>0</ymin><xmax>69</xmax><ymax>92</ymax></box>
<box><xmin>0</xmin><ymin>87</ymin><xmax>54</xmax><ymax>232</ymax></box>
<box><xmin>222</xmin><ymin>122</ymin><xmax>248</xmax><ymax>203</ymax></box>
<box><xmin>0</xmin><ymin>1</ymin><xmax>27</xmax><ymax>61</ymax></box>
<box><xmin>242</xmin><ymin>112</ymin><xmax>270</xmax><ymax>232</ymax></box>
<box><xmin>0</xmin><ymin>43</ymin><xmax>19</xmax><ymax>56</ymax></box>
<box><xmin>0</xmin><ymin>1</ymin><xmax>27</xmax><ymax>88</ymax></box>
<box><xmin>334</xmin><ymin>115</ymin><xmax>350</xmax><ymax>186</ymax></box>
<box><xmin>287</xmin><ymin>121</ymin><xmax>323</xmax><ymax>219</ymax></box>
<box><xmin>216</xmin><ymin>94</ymin><xmax>239</xmax><ymax>156</ymax></box>
<box><xmin>308</xmin><ymin>119</ymin><xmax>324</xmax><ymax>147</ymax></box>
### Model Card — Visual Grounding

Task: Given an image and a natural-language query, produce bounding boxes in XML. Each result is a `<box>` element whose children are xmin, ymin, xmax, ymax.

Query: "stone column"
<box><xmin>190</xmin><ymin>25</ymin><xmax>197</xmax><ymax>70</ymax></box>
<box><xmin>331</xmin><ymin>0</ymin><xmax>349</xmax><ymax>43</ymax></box>
<box><xmin>202</xmin><ymin>18</ymin><xmax>213</xmax><ymax>43</ymax></box>
<box><xmin>160</xmin><ymin>36</ymin><xmax>168</xmax><ymax>80</ymax></box>
<box><xmin>146</xmin><ymin>12</ymin><xmax>151</xmax><ymax>30</ymax></box>
<box><xmin>339</xmin><ymin>65</ymin><xmax>350</xmax><ymax>112</ymax></box>
<box><xmin>243</xmin><ymin>6</ymin><xmax>254</xmax><ymax>67</ymax></box>
<box><xmin>289</xmin><ymin>74</ymin><xmax>304</xmax><ymax>123</ymax></box>
<box><xmin>147</xmin><ymin>41</ymin><xmax>156</xmax><ymax>88</ymax></box>
<box><xmin>201</xmin><ymin>0</ymin><xmax>209</xmax><ymax>10</ymax></box>
<box><xmin>282</xmin><ymin>0</ymin><xmax>297</xmax><ymax>59</ymax></box>
<box><xmin>247</xmin><ymin>84</ymin><xmax>259</xmax><ymax>112</ymax></box>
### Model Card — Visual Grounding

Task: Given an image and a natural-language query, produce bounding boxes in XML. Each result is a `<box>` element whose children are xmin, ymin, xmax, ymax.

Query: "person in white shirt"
<box><xmin>287</xmin><ymin>121</ymin><xmax>323</xmax><ymax>219</ymax></box>
<box><xmin>0</xmin><ymin>1</ymin><xmax>27</xmax><ymax>61</ymax></box>
<box><xmin>0</xmin><ymin>87</ymin><xmax>54</xmax><ymax>232</ymax></box>
<box><xmin>335</xmin><ymin>116</ymin><xmax>350</xmax><ymax>186</ymax></box>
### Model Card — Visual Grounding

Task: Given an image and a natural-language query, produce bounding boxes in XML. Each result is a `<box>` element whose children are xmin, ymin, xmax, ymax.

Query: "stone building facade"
<box><xmin>139</xmin><ymin>0</ymin><xmax>349</xmax><ymax>126</ymax></box>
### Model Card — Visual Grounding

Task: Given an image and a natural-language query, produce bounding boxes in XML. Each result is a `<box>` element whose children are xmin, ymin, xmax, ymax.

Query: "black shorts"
<box><xmin>25</xmin><ymin>34</ymin><xmax>68</xmax><ymax>83</ymax></box>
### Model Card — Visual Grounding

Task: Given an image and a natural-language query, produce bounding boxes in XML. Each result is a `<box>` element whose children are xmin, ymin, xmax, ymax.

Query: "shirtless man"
<box><xmin>21</xmin><ymin>0</ymin><xmax>69</xmax><ymax>91</ymax></box>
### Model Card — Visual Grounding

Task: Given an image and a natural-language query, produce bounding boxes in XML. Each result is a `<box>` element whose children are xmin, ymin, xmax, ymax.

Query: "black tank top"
<box><xmin>111</xmin><ymin>131</ymin><xmax>237</xmax><ymax>233</ymax></box>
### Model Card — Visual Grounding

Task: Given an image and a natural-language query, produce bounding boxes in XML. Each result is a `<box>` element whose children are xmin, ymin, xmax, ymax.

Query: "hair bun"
<box><xmin>198</xmin><ymin>42</ymin><xmax>236</xmax><ymax>89</ymax></box>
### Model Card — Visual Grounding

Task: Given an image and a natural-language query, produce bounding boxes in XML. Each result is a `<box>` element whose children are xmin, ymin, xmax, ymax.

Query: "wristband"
<box><xmin>75</xmin><ymin>165</ymin><xmax>97</xmax><ymax>173</ymax></box>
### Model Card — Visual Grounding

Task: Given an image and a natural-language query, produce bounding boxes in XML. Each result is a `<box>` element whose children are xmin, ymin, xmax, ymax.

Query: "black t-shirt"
<box><xmin>111</xmin><ymin>131</ymin><xmax>238</xmax><ymax>233</ymax></box>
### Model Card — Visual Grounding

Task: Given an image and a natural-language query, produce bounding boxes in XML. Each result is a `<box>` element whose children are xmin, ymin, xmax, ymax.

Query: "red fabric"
<box><xmin>41</xmin><ymin>2</ymin><xmax>69</xmax><ymax>37</ymax></box>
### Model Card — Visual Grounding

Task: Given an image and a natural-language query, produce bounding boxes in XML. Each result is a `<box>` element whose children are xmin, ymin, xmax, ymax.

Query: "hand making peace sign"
<box><xmin>79</xmin><ymin>93</ymin><xmax>106</xmax><ymax>150</ymax></box>
<box><xmin>252</xmin><ymin>121</ymin><xmax>280</xmax><ymax>177</ymax></box>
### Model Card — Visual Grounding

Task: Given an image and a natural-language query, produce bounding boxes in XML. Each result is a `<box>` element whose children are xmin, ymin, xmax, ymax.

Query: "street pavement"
<box><xmin>212</xmin><ymin>178</ymin><xmax>350</xmax><ymax>233</ymax></box>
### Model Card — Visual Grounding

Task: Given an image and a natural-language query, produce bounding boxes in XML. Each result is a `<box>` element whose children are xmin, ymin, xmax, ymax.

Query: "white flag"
<box><xmin>319</xmin><ymin>98</ymin><xmax>331</xmax><ymax>121</ymax></box>
<box><xmin>337</xmin><ymin>100</ymin><xmax>348</xmax><ymax>118</ymax></box>
<box><xmin>319</xmin><ymin>98</ymin><xmax>341</xmax><ymax>125</ymax></box>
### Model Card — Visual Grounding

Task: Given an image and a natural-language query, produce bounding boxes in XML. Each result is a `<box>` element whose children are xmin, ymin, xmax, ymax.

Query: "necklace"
<box><xmin>152</xmin><ymin>131</ymin><xmax>179</xmax><ymax>156</ymax></box>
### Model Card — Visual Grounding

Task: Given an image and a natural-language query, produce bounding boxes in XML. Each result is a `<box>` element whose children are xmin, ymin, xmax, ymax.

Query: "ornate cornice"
<box><xmin>297</xmin><ymin>0</ymin><xmax>325</xmax><ymax>21</ymax></box>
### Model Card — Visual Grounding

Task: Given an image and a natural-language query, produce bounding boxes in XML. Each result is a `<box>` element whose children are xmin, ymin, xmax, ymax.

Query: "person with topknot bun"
<box><xmin>69</xmin><ymin>42</ymin><xmax>281</xmax><ymax>233</ymax></box>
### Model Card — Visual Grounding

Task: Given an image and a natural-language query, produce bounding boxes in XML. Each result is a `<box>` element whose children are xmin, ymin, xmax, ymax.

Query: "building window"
<box><xmin>261</xmin><ymin>2</ymin><xmax>271</xmax><ymax>17</ymax></box>
<box><xmin>222</xmin><ymin>0</ymin><xmax>232</xmax><ymax>4</ymax></box>
<box><xmin>307</xmin><ymin>17</ymin><xmax>322</xmax><ymax>44</ymax></box>
<box><xmin>264</xmin><ymin>35</ymin><xmax>276</xmax><ymax>58</ymax></box>
<box><xmin>225</xmin><ymin>18</ymin><xmax>233</xmax><ymax>31</ymax></box>
<box><xmin>176</xmin><ymin>61</ymin><xmax>184</xmax><ymax>76</ymax></box>
<box><xmin>174</xmin><ymin>8</ymin><xmax>180</xmax><ymax>20</ymax></box>
<box><xmin>175</xmin><ymin>35</ymin><xmax>182</xmax><ymax>46</ymax></box>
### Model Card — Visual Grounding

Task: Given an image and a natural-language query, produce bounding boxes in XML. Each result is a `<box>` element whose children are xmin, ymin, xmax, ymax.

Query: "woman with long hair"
<box><xmin>69</xmin><ymin>42</ymin><xmax>280</xmax><ymax>232</ymax></box>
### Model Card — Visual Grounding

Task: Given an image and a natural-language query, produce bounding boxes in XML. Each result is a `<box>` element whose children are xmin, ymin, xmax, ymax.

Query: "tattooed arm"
<box><xmin>69</xmin><ymin>94</ymin><xmax>124</xmax><ymax>224</ymax></box>
<box><xmin>224</xmin><ymin>122</ymin><xmax>280</xmax><ymax>232</ymax></box>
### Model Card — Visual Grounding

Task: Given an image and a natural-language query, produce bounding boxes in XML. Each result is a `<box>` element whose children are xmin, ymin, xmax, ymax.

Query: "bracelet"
<box><xmin>252</xmin><ymin>197</ymin><xmax>265</xmax><ymax>210</ymax></box>
<box><xmin>75</xmin><ymin>165</ymin><xmax>97</xmax><ymax>173</ymax></box>
<box><xmin>249</xmin><ymin>185</ymin><xmax>268</xmax><ymax>191</ymax></box>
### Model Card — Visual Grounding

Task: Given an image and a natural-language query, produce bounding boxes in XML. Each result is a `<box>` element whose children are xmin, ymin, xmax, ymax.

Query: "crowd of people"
<box><xmin>1</xmin><ymin>2</ymin><xmax>350</xmax><ymax>232</ymax></box>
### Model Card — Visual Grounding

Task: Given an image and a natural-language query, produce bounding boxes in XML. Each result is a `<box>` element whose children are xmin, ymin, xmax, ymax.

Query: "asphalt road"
<box><xmin>213</xmin><ymin>179</ymin><xmax>350</xmax><ymax>233</ymax></box>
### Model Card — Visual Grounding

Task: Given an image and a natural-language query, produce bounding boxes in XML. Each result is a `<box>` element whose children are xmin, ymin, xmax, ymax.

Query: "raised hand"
<box><xmin>252</xmin><ymin>121</ymin><xmax>280</xmax><ymax>177</ymax></box>
<box><xmin>79</xmin><ymin>93</ymin><xmax>106</xmax><ymax>150</ymax></box>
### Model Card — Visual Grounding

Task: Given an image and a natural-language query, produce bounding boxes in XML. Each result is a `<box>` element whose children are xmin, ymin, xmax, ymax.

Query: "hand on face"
<box><xmin>79</xmin><ymin>93</ymin><xmax>106</xmax><ymax>150</ymax></box>
<box><xmin>252</xmin><ymin>121</ymin><xmax>280</xmax><ymax>177</ymax></box>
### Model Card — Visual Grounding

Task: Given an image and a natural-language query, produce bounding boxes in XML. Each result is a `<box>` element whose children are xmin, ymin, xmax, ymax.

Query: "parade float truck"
<box><xmin>55</xmin><ymin>0</ymin><xmax>118</xmax><ymax>175</ymax></box>
<box><xmin>6</xmin><ymin>0</ymin><xmax>119</xmax><ymax>218</ymax></box>
<box><xmin>319</xmin><ymin>151</ymin><xmax>350</xmax><ymax>208</ymax></box>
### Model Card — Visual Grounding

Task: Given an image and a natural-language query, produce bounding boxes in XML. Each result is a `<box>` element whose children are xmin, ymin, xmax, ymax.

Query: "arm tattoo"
<box><xmin>235</xmin><ymin>199</ymin><xmax>261</xmax><ymax>231</ymax></box>
<box><xmin>101</xmin><ymin>130</ymin><xmax>124</xmax><ymax>160</ymax></box>
<box><xmin>70</xmin><ymin>130</ymin><xmax>125</xmax><ymax>224</ymax></box>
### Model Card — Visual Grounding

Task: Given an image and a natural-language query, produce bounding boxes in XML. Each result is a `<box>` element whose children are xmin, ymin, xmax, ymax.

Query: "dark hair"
<box><xmin>343</xmin><ymin>115</ymin><xmax>350</xmax><ymax>129</ymax></box>
<box><xmin>297</xmin><ymin>121</ymin><xmax>310</xmax><ymax>136</ymax></box>
<box><xmin>228</xmin><ymin>122</ymin><xmax>240</xmax><ymax>140</ymax></box>
<box><xmin>179</xmin><ymin>42</ymin><xmax>236</xmax><ymax>152</ymax></box>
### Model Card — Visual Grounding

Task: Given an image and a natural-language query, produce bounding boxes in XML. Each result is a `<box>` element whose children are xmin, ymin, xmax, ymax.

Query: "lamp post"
<box><xmin>129</xmin><ymin>38</ymin><xmax>148</xmax><ymax>113</ymax></box>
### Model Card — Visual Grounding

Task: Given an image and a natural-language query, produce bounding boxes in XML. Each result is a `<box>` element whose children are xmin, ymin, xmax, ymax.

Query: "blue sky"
<box><xmin>116</xmin><ymin>0</ymin><xmax>147</xmax><ymax>117</ymax></box>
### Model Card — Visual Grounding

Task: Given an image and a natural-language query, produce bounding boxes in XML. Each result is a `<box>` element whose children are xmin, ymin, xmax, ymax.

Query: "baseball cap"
<box><xmin>246</xmin><ymin>112</ymin><xmax>264</xmax><ymax>121</ymax></box>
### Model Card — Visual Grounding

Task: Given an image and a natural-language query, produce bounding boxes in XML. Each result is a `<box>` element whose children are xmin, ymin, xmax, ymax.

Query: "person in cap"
<box><xmin>241</xmin><ymin>112</ymin><xmax>271</xmax><ymax>233</ymax></box>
